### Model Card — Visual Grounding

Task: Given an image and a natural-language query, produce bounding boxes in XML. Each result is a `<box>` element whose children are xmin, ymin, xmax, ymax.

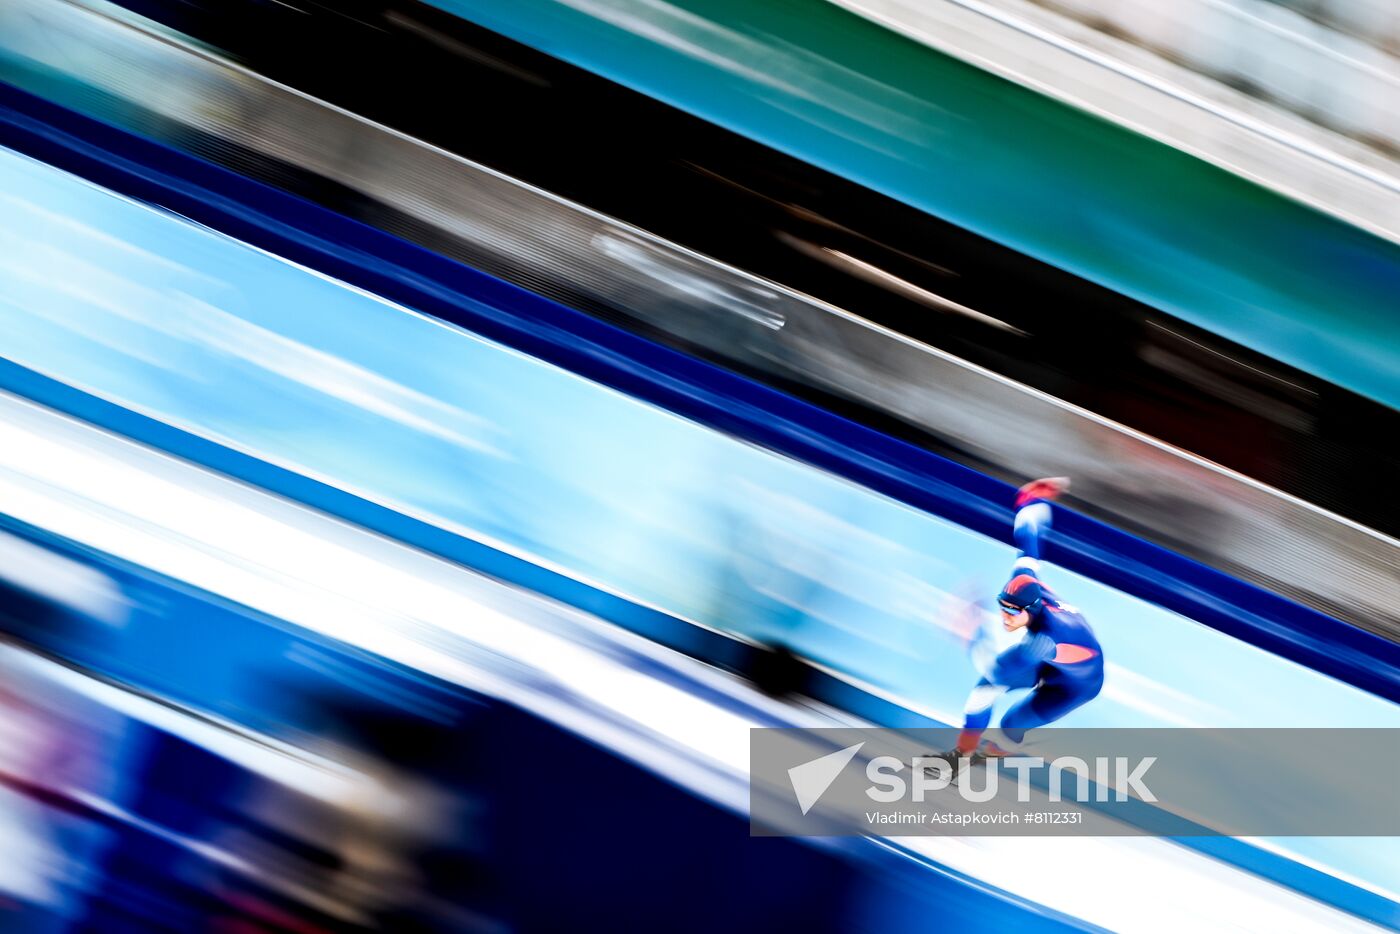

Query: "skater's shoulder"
<box><xmin>1039</xmin><ymin>599</ymin><xmax>1096</xmax><ymax>637</ymax></box>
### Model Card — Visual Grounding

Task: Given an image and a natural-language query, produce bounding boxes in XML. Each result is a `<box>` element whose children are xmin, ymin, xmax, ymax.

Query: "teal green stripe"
<box><xmin>431</xmin><ymin>0</ymin><xmax>1400</xmax><ymax>409</ymax></box>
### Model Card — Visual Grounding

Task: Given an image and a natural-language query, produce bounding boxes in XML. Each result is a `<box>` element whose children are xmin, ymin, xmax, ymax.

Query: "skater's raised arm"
<box><xmin>1010</xmin><ymin>477</ymin><xmax>1069</xmax><ymax>575</ymax></box>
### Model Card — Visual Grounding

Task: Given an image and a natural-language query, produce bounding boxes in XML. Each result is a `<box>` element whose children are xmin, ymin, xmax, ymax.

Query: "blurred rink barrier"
<box><xmin>15</xmin><ymin>0</ymin><xmax>1398</xmax><ymax>536</ymax></box>
<box><xmin>409</xmin><ymin>0</ymin><xmax>1400</xmax><ymax>414</ymax></box>
<box><xmin>1</xmin><ymin>0</ymin><xmax>1397</xmax><ymax>642</ymax></box>
<box><xmin>3</xmin><ymin>104</ymin><xmax>1399</xmax><ymax>708</ymax></box>
<box><xmin>26</xmin><ymin>0</ymin><xmax>1399</xmax><ymax>536</ymax></box>
<box><xmin>0</xmin><ymin>36</ymin><xmax>1399</xmax><ymax>820</ymax></box>
<box><xmin>0</xmin><ymin>391</ymin><xmax>1389</xmax><ymax>932</ymax></box>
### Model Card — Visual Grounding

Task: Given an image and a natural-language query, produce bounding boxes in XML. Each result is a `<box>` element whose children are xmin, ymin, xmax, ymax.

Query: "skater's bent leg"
<box><xmin>999</xmin><ymin>674</ymin><xmax>1102</xmax><ymax>744</ymax></box>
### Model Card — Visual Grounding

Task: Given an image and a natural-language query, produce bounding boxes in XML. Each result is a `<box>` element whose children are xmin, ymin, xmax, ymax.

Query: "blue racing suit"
<box><xmin>958</xmin><ymin>488</ymin><xmax>1103</xmax><ymax>751</ymax></box>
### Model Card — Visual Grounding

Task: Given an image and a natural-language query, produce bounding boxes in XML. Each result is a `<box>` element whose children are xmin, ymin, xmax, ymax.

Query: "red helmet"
<box><xmin>997</xmin><ymin>574</ymin><xmax>1043</xmax><ymax>613</ymax></box>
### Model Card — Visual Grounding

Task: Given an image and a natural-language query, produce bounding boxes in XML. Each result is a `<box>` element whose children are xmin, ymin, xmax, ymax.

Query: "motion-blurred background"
<box><xmin>0</xmin><ymin>0</ymin><xmax>1397</xmax><ymax>930</ymax></box>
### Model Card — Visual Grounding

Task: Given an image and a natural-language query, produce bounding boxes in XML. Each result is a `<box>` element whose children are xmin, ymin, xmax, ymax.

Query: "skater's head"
<box><xmin>997</xmin><ymin>574</ymin><xmax>1042</xmax><ymax>631</ymax></box>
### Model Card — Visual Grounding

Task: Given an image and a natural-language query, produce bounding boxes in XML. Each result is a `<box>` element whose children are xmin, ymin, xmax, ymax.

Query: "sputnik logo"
<box><xmin>787</xmin><ymin>742</ymin><xmax>865</xmax><ymax>815</ymax></box>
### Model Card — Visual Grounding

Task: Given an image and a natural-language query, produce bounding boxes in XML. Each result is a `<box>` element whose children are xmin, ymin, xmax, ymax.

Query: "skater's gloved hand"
<box><xmin>1016</xmin><ymin>476</ymin><xmax>1070</xmax><ymax>506</ymax></box>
